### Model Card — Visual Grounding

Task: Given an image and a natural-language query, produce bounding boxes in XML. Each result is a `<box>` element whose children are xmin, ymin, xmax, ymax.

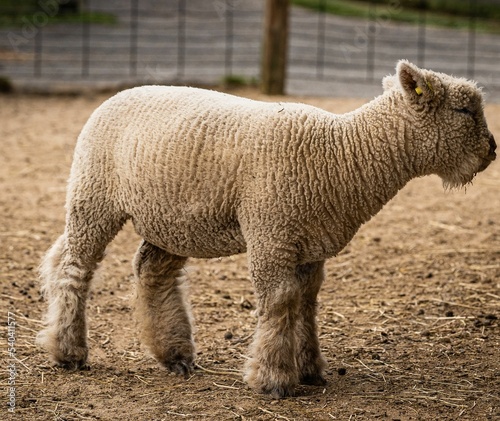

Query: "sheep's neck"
<box><xmin>325</xmin><ymin>94</ymin><xmax>418</xmax><ymax>231</ymax></box>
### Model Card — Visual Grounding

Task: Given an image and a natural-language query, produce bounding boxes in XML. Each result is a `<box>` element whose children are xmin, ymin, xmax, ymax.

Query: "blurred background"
<box><xmin>0</xmin><ymin>0</ymin><xmax>499</xmax><ymax>100</ymax></box>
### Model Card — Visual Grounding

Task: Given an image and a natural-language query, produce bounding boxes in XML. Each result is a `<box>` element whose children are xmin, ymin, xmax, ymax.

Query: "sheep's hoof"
<box><xmin>300</xmin><ymin>373</ymin><xmax>327</xmax><ymax>386</ymax></box>
<box><xmin>245</xmin><ymin>363</ymin><xmax>298</xmax><ymax>398</ymax></box>
<box><xmin>50</xmin><ymin>347</ymin><xmax>89</xmax><ymax>371</ymax></box>
<box><xmin>163</xmin><ymin>355</ymin><xmax>194</xmax><ymax>379</ymax></box>
<box><xmin>57</xmin><ymin>359</ymin><xmax>90</xmax><ymax>371</ymax></box>
<box><xmin>37</xmin><ymin>329</ymin><xmax>89</xmax><ymax>370</ymax></box>
<box><xmin>260</xmin><ymin>382</ymin><xmax>296</xmax><ymax>399</ymax></box>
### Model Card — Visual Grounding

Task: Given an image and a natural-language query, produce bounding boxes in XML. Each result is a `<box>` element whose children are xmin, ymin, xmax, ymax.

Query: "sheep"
<box><xmin>37</xmin><ymin>60</ymin><xmax>496</xmax><ymax>398</ymax></box>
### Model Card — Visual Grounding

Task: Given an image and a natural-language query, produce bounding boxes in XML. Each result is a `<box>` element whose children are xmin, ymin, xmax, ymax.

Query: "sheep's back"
<box><xmin>68</xmin><ymin>86</ymin><xmax>334</xmax><ymax>257</ymax></box>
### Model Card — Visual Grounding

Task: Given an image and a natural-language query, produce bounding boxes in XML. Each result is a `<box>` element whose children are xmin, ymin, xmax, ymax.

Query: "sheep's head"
<box><xmin>384</xmin><ymin>60</ymin><xmax>496</xmax><ymax>189</ymax></box>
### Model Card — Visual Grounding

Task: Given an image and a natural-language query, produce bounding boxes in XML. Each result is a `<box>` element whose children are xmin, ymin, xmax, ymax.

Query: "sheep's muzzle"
<box><xmin>488</xmin><ymin>132</ymin><xmax>497</xmax><ymax>160</ymax></box>
<box><xmin>477</xmin><ymin>132</ymin><xmax>497</xmax><ymax>174</ymax></box>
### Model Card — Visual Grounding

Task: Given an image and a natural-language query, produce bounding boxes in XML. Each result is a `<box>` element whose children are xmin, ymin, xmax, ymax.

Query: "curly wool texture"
<box><xmin>38</xmin><ymin>60</ymin><xmax>496</xmax><ymax>397</ymax></box>
<box><xmin>69</xmin><ymin>62</ymin><xmax>493</xmax><ymax>262</ymax></box>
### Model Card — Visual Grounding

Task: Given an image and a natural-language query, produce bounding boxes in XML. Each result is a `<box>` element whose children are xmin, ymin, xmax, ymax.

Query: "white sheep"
<box><xmin>37</xmin><ymin>60</ymin><xmax>496</xmax><ymax>398</ymax></box>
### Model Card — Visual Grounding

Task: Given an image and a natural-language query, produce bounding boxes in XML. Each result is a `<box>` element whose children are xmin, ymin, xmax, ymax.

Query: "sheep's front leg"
<box><xmin>134</xmin><ymin>241</ymin><xmax>194</xmax><ymax>376</ymax></box>
<box><xmin>244</xmin><ymin>251</ymin><xmax>300</xmax><ymax>398</ymax></box>
<box><xmin>296</xmin><ymin>261</ymin><xmax>327</xmax><ymax>385</ymax></box>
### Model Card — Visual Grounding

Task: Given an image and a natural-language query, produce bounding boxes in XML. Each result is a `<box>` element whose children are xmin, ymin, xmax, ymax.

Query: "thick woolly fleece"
<box><xmin>38</xmin><ymin>60</ymin><xmax>496</xmax><ymax>398</ymax></box>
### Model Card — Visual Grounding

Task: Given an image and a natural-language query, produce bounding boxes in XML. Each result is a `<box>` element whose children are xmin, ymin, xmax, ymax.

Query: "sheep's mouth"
<box><xmin>486</xmin><ymin>133</ymin><xmax>497</xmax><ymax>162</ymax></box>
<box><xmin>478</xmin><ymin>153</ymin><xmax>495</xmax><ymax>173</ymax></box>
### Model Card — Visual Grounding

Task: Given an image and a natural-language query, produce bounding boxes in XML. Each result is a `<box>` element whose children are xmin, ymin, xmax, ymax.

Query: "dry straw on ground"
<box><xmin>1</xmin><ymin>90</ymin><xmax>498</xmax><ymax>420</ymax></box>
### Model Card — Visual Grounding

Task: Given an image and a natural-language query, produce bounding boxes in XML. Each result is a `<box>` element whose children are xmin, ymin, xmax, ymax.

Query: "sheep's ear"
<box><xmin>397</xmin><ymin>60</ymin><xmax>434</xmax><ymax>102</ymax></box>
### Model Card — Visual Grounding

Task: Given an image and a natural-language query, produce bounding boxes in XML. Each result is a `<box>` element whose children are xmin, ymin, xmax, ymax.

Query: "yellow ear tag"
<box><xmin>415</xmin><ymin>86</ymin><xmax>423</xmax><ymax>95</ymax></box>
<box><xmin>426</xmin><ymin>81</ymin><xmax>434</xmax><ymax>93</ymax></box>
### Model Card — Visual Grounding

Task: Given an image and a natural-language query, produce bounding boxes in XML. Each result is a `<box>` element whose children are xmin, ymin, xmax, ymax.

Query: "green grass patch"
<box><xmin>222</xmin><ymin>74</ymin><xmax>259</xmax><ymax>88</ymax></box>
<box><xmin>292</xmin><ymin>0</ymin><xmax>500</xmax><ymax>33</ymax></box>
<box><xmin>0</xmin><ymin>0</ymin><xmax>117</xmax><ymax>27</ymax></box>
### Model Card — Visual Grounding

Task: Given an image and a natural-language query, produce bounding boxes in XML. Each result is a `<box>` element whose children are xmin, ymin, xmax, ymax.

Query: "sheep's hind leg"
<box><xmin>244</xmin><ymin>249</ymin><xmax>300</xmax><ymax>398</ymax></box>
<box><xmin>37</xmin><ymin>213</ymin><xmax>125</xmax><ymax>369</ymax></box>
<box><xmin>134</xmin><ymin>241</ymin><xmax>194</xmax><ymax>377</ymax></box>
<box><xmin>37</xmin><ymin>235</ymin><xmax>91</xmax><ymax>368</ymax></box>
<box><xmin>295</xmin><ymin>261</ymin><xmax>327</xmax><ymax>386</ymax></box>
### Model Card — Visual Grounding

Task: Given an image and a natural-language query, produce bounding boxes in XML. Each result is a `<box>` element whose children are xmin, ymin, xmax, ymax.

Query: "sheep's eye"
<box><xmin>456</xmin><ymin>107</ymin><xmax>473</xmax><ymax>116</ymax></box>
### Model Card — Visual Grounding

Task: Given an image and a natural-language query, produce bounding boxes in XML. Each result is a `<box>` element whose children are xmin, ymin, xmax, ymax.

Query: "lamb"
<box><xmin>37</xmin><ymin>60</ymin><xmax>496</xmax><ymax>398</ymax></box>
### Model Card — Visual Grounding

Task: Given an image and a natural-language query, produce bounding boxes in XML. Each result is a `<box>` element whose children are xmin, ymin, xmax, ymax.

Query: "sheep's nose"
<box><xmin>489</xmin><ymin>132</ymin><xmax>497</xmax><ymax>159</ymax></box>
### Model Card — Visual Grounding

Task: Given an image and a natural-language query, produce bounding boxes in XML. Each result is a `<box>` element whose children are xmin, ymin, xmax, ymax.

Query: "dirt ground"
<box><xmin>1</xmin><ymin>88</ymin><xmax>499</xmax><ymax>421</ymax></box>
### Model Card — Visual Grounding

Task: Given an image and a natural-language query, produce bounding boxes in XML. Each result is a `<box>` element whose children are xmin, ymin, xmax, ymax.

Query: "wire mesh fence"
<box><xmin>288</xmin><ymin>1</ymin><xmax>499</xmax><ymax>87</ymax></box>
<box><xmin>0</xmin><ymin>0</ymin><xmax>499</xmax><ymax>97</ymax></box>
<box><xmin>0</xmin><ymin>0</ymin><xmax>263</xmax><ymax>86</ymax></box>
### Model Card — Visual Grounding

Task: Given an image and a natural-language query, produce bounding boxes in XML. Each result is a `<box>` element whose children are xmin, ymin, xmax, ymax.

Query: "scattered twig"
<box><xmin>429</xmin><ymin>221</ymin><xmax>472</xmax><ymax>233</ymax></box>
<box><xmin>213</xmin><ymin>381</ymin><xmax>240</xmax><ymax>390</ymax></box>
<box><xmin>427</xmin><ymin>298</ymin><xmax>481</xmax><ymax>310</ymax></box>
<box><xmin>258</xmin><ymin>407</ymin><xmax>290</xmax><ymax>420</ymax></box>
<box><xmin>424</xmin><ymin>315</ymin><xmax>476</xmax><ymax>320</ymax></box>
<box><xmin>195</xmin><ymin>363</ymin><xmax>242</xmax><ymax>377</ymax></box>
<box><xmin>355</xmin><ymin>358</ymin><xmax>375</xmax><ymax>373</ymax></box>
<box><xmin>165</xmin><ymin>410</ymin><xmax>207</xmax><ymax>418</ymax></box>
<box><xmin>1</xmin><ymin>293</ymin><xmax>24</xmax><ymax>301</ymax></box>
<box><xmin>11</xmin><ymin>313</ymin><xmax>45</xmax><ymax>325</ymax></box>
<box><xmin>134</xmin><ymin>375</ymin><xmax>150</xmax><ymax>385</ymax></box>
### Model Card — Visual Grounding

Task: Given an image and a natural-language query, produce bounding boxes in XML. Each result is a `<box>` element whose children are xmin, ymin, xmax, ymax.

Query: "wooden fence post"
<box><xmin>261</xmin><ymin>0</ymin><xmax>289</xmax><ymax>95</ymax></box>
